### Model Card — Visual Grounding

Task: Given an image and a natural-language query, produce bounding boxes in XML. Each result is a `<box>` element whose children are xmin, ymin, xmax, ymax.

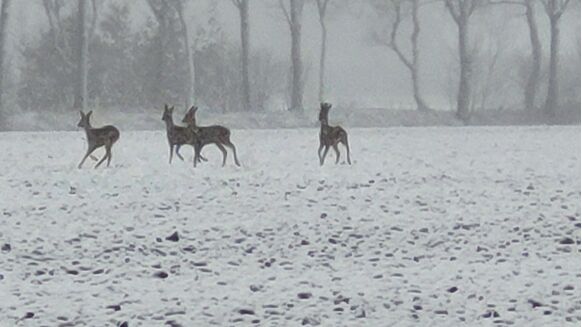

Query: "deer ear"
<box><xmin>87</xmin><ymin>110</ymin><xmax>93</xmax><ymax>117</ymax></box>
<box><xmin>193</xmin><ymin>106</ymin><xmax>198</xmax><ymax>112</ymax></box>
<box><xmin>79</xmin><ymin>110</ymin><xmax>84</xmax><ymax>117</ymax></box>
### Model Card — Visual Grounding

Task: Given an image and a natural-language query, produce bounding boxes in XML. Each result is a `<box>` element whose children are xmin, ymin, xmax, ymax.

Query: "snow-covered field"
<box><xmin>0</xmin><ymin>126</ymin><xmax>580</xmax><ymax>326</ymax></box>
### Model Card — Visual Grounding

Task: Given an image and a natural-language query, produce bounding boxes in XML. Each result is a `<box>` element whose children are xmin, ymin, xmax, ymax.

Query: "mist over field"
<box><xmin>0</xmin><ymin>0</ymin><xmax>579</xmax><ymax>129</ymax></box>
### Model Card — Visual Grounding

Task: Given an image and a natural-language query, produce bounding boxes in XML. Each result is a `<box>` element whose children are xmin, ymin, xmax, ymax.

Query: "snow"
<box><xmin>0</xmin><ymin>126</ymin><xmax>580</xmax><ymax>326</ymax></box>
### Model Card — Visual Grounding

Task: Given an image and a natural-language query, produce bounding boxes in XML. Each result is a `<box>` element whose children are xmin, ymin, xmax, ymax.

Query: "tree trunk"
<box><xmin>456</xmin><ymin>18</ymin><xmax>471</xmax><ymax>122</ymax></box>
<box><xmin>176</xmin><ymin>1</ymin><xmax>195</xmax><ymax>107</ymax></box>
<box><xmin>410</xmin><ymin>0</ymin><xmax>429</xmax><ymax>111</ymax></box>
<box><xmin>74</xmin><ymin>0</ymin><xmax>88</xmax><ymax>110</ymax></box>
<box><xmin>0</xmin><ymin>0</ymin><xmax>10</xmax><ymax>129</ymax></box>
<box><xmin>411</xmin><ymin>65</ymin><xmax>428</xmax><ymax>112</ymax></box>
<box><xmin>239</xmin><ymin>0</ymin><xmax>251</xmax><ymax>111</ymax></box>
<box><xmin>524</xmin><ymin>0</ymin><xmax>541</xmax><ymax>111</ymax></box>
<box><xmin>156</xmin><ymin>21</ymin><xmax>168</xmax><ymax>106</ymax></box>
<box><xmin>544</xmin><ymin>15</ymin><xmax>559</xmax><ymax>116</ymax></box>
<box><xmin>318</xmin><ymin>15</ymin><xmax>326</xmax><ymax>103</ymax></box>
<box><xmin>147</xmin><ymin>0</ymin><xmax>169</xmax><ymax>106</ymax></box>
<box><xmin>289</xmin><ymin>0</ymin><xmax>304</xmax><ymax>112</ymax></box>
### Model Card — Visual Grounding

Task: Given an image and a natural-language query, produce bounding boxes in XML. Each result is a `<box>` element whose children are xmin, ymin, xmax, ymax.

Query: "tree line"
<box><xmin>0</xmin><ymin>0</ymin><xmax>578</xmax><ymax>129</ymax></box>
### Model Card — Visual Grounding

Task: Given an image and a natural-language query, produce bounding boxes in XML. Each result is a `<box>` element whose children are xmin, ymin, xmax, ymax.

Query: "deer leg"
<box><xmin>193</xmin><ymin>143</ymin><xmax>203</xmax><ymax>167</ymax></box>
<box><xmin>105</xmin><ymin>144</ymin><xmax>113</xmax><ymax>167</ymax></box>
<box><xmin>333</xmin><ymin>143</ymin><xmax>340</xmax><ymax>164</ymax></box>
<box><xmin>95</xmin><ymin>145</ymin><xmax>109</xmax><ymax>168</ymax></box>
<box><xmin>196</xmin><ymin>144</ymin><xmax>207</xmax><ymax>162</ymax></box>
<box><xmin>342</xmin><ymin>135</ymin><xmax>351</xmax><ymax>165</ymax></box>
<box><xmin>320</xmin><ymin>146</ymin><xmax>330</xmax><ymax>166</ymax></box>
<box><xmin>78</xmin><ymin>146</ymin><xmax>97</xmax><ymax>169</ymax></box>
<box><xmin>318</xmin><ymin>143</ymin><xmax>324</xmax><ymax>163</ymax></box>
<box><xmin>169</xmin><ymin>144</ymin><xmax>174</xmax><ymax>164</ymax></box>
<box><xmin>225</xmin><ymin>140</ymin><xmax>240</xmax><ymax>167</ymax></box>
<box><xmin>215</xmin><ymin>143</ymin><xmax>228</xmax><ymax>167</ymax></box>
<box><xmin>198</xmin><ymin>153</ymin><xmax>208</xmax><ymax>162</ymax></box>
<box><xmin>196</xmin><ymin>146</ymin><xmax>207</xmax><ymax>163</ymax></box>
<box><xmin>175</xmin><ymin>144</ymin><xmax>185</xmax><ymax>161</ymax></box>
<box><xmin>193</xmin><ymin>142</ymin><xmax>207</xmax><ymax>164</ymax></box>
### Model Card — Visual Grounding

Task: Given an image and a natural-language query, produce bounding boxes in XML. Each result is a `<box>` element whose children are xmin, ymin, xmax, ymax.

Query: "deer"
<box><xmin>182</xmin><ymin>106</ymin><xmax>241</xmax><ymax>167</ymax></box>
<box><xmin>318</xmin><ymin>102</ymin><xmax>351</xmax><ymax>166</ymax></box>
<box><xmin>161</xmin><ymin>104</ymin><xmax>207</xmax><ymax>164</ymax></box>
<box><xmin>77</xmin><ymin>110</ymin><xmax>120</xmax><ymax>169</ymax></box>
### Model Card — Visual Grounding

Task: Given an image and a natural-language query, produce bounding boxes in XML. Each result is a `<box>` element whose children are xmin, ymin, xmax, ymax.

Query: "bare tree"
<box><xmin>444</xmin><ymin>0</ymin><xmax>483</xmax><ymax>122</ymax></box>
<box><xmin>490</xmin><ymin>0</ymin><xmax>542</xmax><ymax>111</ymax></box>
<box><xmin>540</xmin><ymin>0</ymin><xmax>571</xmax><ymax>116</ymax></box>
<box><xmin>174</xmin><ymin>0</ymin><xmax>196</xmax><ymax>107</ymax></box>
<box><xmin>148</xmin><ymin>0</ymin><xmax>197</xmax><ymax>106</ymax></box>
<box><xmin>523</xmin><ymin>1</ymin><xmax>542</xmax><ymax>112</ymax></box>
<box><xmin>147</xmin><ymin>0</ymin><xmax>166</xmax><ymax>106</ymax></box>
<box><xmin>43</xmin><ymin>0</ymin><xmax>69</xmax><ymax>64</ymax></box>
<box><xmin>73</xmin><ymin>0</ymin><xmax>88</xmax><ymax>110</ymax></box>
<box><xmin>279</xmin><ymin>0</ymin><xmax>305</xmax><ymax>112</ymax></box>
<box><xmin>89</xmin><ymin>0</ymin><xmax>99</xmax><ymax>38</ymax></box>
<box><xmin>372</xmin><ymin>0</ymin><xmax>430</xmax><ymax>111</ymax></box>
<box><xmin>315</xmin><ymin>0</ymin><xmax>330</xmax><ymax>102</ymax></box>
<box><xmin>232</xmin><ymin>0</ymin><xmax>251</xmax><ymax>111</ymax></box>
<box><xmin>0</xmin><ymin>0</ymin><xmax>10</xmax><ymax>128</ymax></box>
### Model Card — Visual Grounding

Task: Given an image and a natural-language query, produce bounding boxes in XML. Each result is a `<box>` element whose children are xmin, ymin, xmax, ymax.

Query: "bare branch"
<box><xmin>315</xmin><ymin>0</ymin><xmax>330</xmax><ymax>18</ymax></box>
<box><xmin>468</xmin><ymin>0</ymin><xmax>480</xmax><ymax>15</ymax></box>
<box><xmin>42</xmin><ymin>0</ymin><xmax>57</xmax><ymax>38</ymax></box>
<box><xmin>555</xmin><ymin>0</ymin><xmax>571</xmax><ymax>19</ymax></box>
<box><xmin>89</xmin><ymin>0</ymin><xmax>99</xmax><ymax>38</ymax></box>
<box><xmin>540</xmin><ymin>0</ymin><xmax>571</xmax><ymax>20</ymax></box>
<box><xmin>388</xmin><ymin>0</ymin><xmax>413</xmax><ymax>69</ymax></box>
<box><xmin>444</xmin><ymin>0</ymin><xmax>461</xmax><ymax>24</ymax></box>
<box><xmin>231</xmin><ymin>0</ymin><xmax>242</xmax><ymax>9</ymax></box>
<box><xmin>279</xmin><ymin>0</ymin><xmax>292</xmax><ymax>27</ymax></box>
<box><xmin>42</xmin><ymin>0</ymin><xmax>74</xmax><ymax>69</ymax></box>
<box><xmin>147</xmin><ymin>0</ymin><xmax>164</xmax><ymax>22</ymax></box>
<box><xmin>489</xmin><ymin>0</ymin><xmax>525</xmax><ymax>6</ymax></box>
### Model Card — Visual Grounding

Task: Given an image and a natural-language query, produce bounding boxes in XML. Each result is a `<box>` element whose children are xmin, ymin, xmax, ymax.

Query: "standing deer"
<box><xmin>161</xmin><ymin>104</ymin><xmax>207</xmax><ymax>164</ymax></box>
<box><xmin>318</xmin><ymin>102</ymin><xmax>351</xmax><ymax>165</ymax></box>
<box><xmin>77</xmin><ymin>110</ymin><xmax>120</xmax><ymax>169</ymax></box>
<box><xmin>162</xmin><ymin>104</ymin><xmax>188</xmax><ymax>164</ymax></box>
<box><xmin>182</xmin><ymin>106</ymin><xmax>241</xmax><ymax>167</ymax></box>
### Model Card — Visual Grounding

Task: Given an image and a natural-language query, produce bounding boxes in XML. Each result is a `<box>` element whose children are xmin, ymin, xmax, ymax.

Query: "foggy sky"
<box><xmin>7</xmin><ymin>0</ymin><xmax>581</xmax><ymax>110</ymax></box>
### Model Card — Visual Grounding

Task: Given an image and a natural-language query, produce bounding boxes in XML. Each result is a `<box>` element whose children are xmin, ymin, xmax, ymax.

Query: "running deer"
<box><xmin>161</xmin><ymin>104</ymin><xmax>207</xmax><ymax>164</ymax></box>
<box><xmin>318</xmin><ymin>102</ymin><xmax>351</xmax><ymax>165</ymax></box>
<box><xmin>77</xmin><ymin>111</ymin><xmax>120</xmax><ymax>169</ymax></box>
<box><xmin>182</xmin><ymin>106</ymin><xmax>241</xmax><ymax>167</ymax></box>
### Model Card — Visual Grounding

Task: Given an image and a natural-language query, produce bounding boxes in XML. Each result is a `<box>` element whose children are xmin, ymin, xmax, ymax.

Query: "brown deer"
<box><xmin>161</xmin><ymin>104</ymin><xmax>207</xmax><ymax>164</ymax></box>
<box><xmin>182</xmin><ymin>106</ymin><xmax>241</xmax><ymax>167</ymax></box>
<box><xmin>77</xmin><ymin>111</ymin><xmax>120</xmax><ymax>169</ymax></box>
<box><xmin>318</xmin><ymin>102</ymin><xmax>351</xmax><ymax>165</ymax></box>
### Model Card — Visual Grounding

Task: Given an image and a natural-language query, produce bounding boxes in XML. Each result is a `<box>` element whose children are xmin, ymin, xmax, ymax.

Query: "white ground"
<box><xmin>0</xmin><ymin>126</ymin><xmax>580</xmax><ymax>326</ymax></box>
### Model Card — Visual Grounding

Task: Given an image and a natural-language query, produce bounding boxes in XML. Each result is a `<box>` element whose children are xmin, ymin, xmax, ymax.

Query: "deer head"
<box><xmin>77</xmin><ymin>110</ymin><xmax>93</xmax><ymax>128</ymax></box>
<box><xmin>319</xmin><ymin>102</ymin><xmax>332</xmax><ymax>123</ymax></box>
<box><xmin>162</xmin><ymin>104</ymin><xmax>175</xmax><ymax>122</ymax></box>
<box><xmin>182</xmin><ymin>106</ymin><xmax>198</xmax><ymax>126</ymax></box>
